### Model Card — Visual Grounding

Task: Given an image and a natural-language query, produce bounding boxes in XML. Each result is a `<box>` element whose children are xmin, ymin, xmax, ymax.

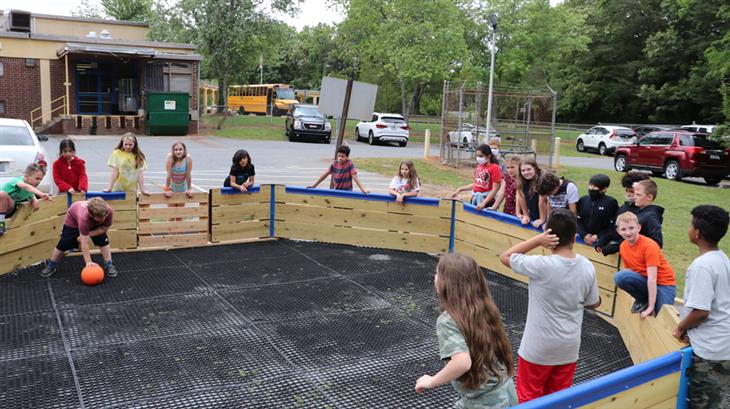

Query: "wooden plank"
<box><xmin>581</xmin><ymin>373</ymin><xmax>679</xmax><ymax>409</ymax></box>
<box><xmin>85</xmin><ymin>193</ymin><xmax>137</xmax><ymax>211</ymax></box>
<box><xmin>0</xmin><ymin>239</ymin><xmax>56</xmax><ymax>275</ymax></box>
<box><xmin>276</xmin><ymin>187</ymin><xmax>450</xmax><ymax>219</ymax></box>
<box><xmin>211</xmin><ymin>221</ymin><xmax>269</xmax><ymax>242</ymax></box>
<box><xmin>0</xmin><ymin>215</ymin><xmax>64</xmax><ymax>253</ymax></box>
<box><xmin>211</xmin><ymin>186</ymin><xmax>270</xmax><ymax>206</ymax></box>
<box><xmin>455</xmin><ymin>222</ymin><xmax>617</xmax><ymax>292</ymax></box>
<box><xmin>138</xmin><ymin>233</ymin><xmax>209</xmax><ymax>249</ymax></box>
<box><xmin>105</xmin><ymin>230</ymin><xmax>137</xmax><ymax>249</ymax></box>
<box><xmin>276</xmin><ymin>204</ymin><xmax>451</xmax><ymax>236</ymax></box>
<box><xmin>139</xmin><ymin>206</ymin><xmax>208</xmax><ymax>219</ymax></box>
<box><xmin>275</xmin><ymin>220</ymin><xmax>449</xmax><ymax>254</ymax></box>
<box><xmin>6</xmin><ymin>199</ymin><xmax>67</xmax><ymax>229</ymax></box>
<box><xmin>138</xmin><ymin>220</ymin><xmax>207</xmax><ymax>235</ymax></box>
<box><xmin>646</xmin><ymin>396</ymin><xmax>678</xmax><ymax>409</ymax></box>
<box><xmin>211</xmin><ymin>203</ymin><xmax>270</xmax><ymax>224</ymax></box>
<box><xmin>138</xmin><ymin>192</ymin><xmax>208</xmax><ymax>205</ymax></box>
<box><xmin>456</xmin><ymin>208</ymin><xmax>621</xmax><ymax>267</ymax></box>
<box><xmin>454</xmin><ymin>239</ymin><xmax>615</xmax><ymax>316</ymax></box>
<box><xmin>110</xmin><ymin>209</ymin><xmax>138</xmax><ymax>226</ymax></box>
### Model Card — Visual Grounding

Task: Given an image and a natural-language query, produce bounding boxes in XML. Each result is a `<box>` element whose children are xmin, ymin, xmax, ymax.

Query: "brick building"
<box><xmin>0</xmin><ymin>10</ymin><xmax>201</xmax><ymax>135</ymax></box>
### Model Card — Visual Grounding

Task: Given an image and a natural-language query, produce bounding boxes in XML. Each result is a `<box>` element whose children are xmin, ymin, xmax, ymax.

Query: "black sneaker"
<box><xmin>0</xmin><ymin>220</ymin><xmax>5</xmax><ymax>235</ymax></box>
<box><xmin>631</xmin><ymin>301</ymin><xmax>648</xmax><ymax>314</ymax></box>
<box><xmin>40</xmin><ymin>263</ymin><xmax>57</xmax><ymax>278</ymax></box>
<box><xmin>105</xmin><ymin>264</ymin><xmax>118</xmax><ymax>278</ymax></box>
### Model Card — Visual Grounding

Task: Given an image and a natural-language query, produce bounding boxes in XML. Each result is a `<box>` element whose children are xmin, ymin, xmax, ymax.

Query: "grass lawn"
<box><xmin>357</xmin><ymin>157</ymin><xmax>730</xmax><ymax>293</ymax></box>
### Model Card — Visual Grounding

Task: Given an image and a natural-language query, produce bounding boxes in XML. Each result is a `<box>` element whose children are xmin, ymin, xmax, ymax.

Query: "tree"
<box><xmin>73</xmin><ymin>0</ymin><xmax>152</xmax><ymax>21</ymax></box>
<box><xmin>338</xmin><ymin>0</ymin><xmax>469</xmax><ymax>117</ymax></box>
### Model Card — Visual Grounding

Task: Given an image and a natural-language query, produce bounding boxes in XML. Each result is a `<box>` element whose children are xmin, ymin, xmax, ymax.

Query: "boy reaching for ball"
<box><xmin>40</xmin><ymin>197</ymin><xmax>117</xmax><ymax>278</ymax></box>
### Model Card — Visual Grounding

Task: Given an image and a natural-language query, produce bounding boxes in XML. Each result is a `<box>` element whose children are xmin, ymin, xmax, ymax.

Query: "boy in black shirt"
<box><xmin>577</xmin><ymin>174</ymin><xmax>618</xmax><ymax>247</ymax></box>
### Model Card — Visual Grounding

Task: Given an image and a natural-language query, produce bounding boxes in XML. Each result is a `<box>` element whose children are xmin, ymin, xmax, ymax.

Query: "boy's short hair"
<box><xmin>336</xmin><ymin>145</ymin><xmax>351</xmax><ymax>157</ymax></box>
<box><xmin>546</xmin><ymin>208</ymin><xmax>577</xmax><ymax>247</ymax></box>
<box><xmin>621</xmin><ymin>171</ymin><xmax>650</xmax><ymax>189</ymax></box>
<box><xmin>87</xmin><ymin>197</ymin><xmax>109</xmax><ymax>218</ymax></box>
<box><xmin>25</xmin><ymin>163</ymin><xmax>46</xmax><ymax>176</ymax></box>
<box><xmin>635</xmin><ymin>179</ymin><xmax>658</xmax><ymax>200</ymax></box>
<box><xmin>589</xmin><ymin>174</ymin><xmax>611</xmax><ymax>189</ymax></box>
<box><xmin>691</xmin><ymin>205</ymin><xmax>730</xmax><ymax>245</ymax></box>
<box><xmin>616</xmin><ymin>211</ymin><xmax>639</xmax><ymax>226</ymax></box>
<box><xmin>537</xmin><ymin>171</ymin><xmax>561</xmax><ymax>196</ymax></box>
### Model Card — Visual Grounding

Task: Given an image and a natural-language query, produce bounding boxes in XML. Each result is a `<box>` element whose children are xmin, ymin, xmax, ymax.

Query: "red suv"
<box><xmin>614</xmin><ymin>131</ymin><xmax>730</xmax><ymax>185</ymax></box>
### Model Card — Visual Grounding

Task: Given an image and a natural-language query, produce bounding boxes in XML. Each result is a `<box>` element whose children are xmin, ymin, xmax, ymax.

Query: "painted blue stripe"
<box><xmin>269</xmin><ymin>185</ymin><xmax>275</xmax><ymax>238</ymax></box>
<box><xmin>84</xmin><ymin>191</ymin><xmax>127</xmax><ymax>201</ymax></box>
<box><xmin>514</xmin><ymin>351</ymin><xmax>683</xmax><ymax>409</ymax></box>
<box><xmin>284</xmin><ymin>186</ymin><xmax>440</xmax><ymax>207</ymax></box>
<box><xmin>461</xmin><ymin>202</ymin><xmax>588</xmax><ymax>245</ymax></box>
<box><xmin>449</xmin><ymin>200</ymin><xmax>456</xmax><ymax>253</ymax></box>
<box><xmin>676</xmin><ymin>347</ymin><xmax>693</xmax><ymax>409</ymax></box>
<box><xmin>220</xmin><ymin>186</ymin><xmax>261</xmax><ymax>195</ymax></box>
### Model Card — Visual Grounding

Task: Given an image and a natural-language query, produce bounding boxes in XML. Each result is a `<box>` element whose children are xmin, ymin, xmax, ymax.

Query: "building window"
<box><xmin>0</xmin><ymin>101</ymin><xmax>6</xmax><ymax>114</ymax></box>
<box><xmin>0</xmin><ymin>63</ymin><xmax>4</xmax><ymax>76</ymax></box>
<box><xmin>25</xmin><ymin>59</ymin><xmax>36</xmax><ymax>67</ymax></box>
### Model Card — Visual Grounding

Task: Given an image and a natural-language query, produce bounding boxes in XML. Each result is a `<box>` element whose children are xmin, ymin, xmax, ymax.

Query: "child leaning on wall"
<box><xmin>308</xmin><ymin>145</ymin><xmax>368</xmax><ymax>193</ymax></box>
<box><xmin>52</xmin><ymin>138</ymin><xmax>88</xmax><ymax>194</ymax></box>
<box><xmin>0</xmin><ymin>163</ymin><xmax>53</xmax><ymax>235</ymax></box>
<box><xmin>451</xmin><ymin>144</ymin><xmax>502</xmax><ymax>211</ymax></box>
<box><xmin>673</xmin><ymin>205</ymin><xmax>730</xmax><ymax>409</ymax></box>
<box><xmin>104</xmin><ymin>133</ymin><xmax>149</xmax><ymax>195</ymax></box>
<box><xmin>499</xmin><ymin>208</ymin><xmax>601</xmax><ymax>403</ymax></box>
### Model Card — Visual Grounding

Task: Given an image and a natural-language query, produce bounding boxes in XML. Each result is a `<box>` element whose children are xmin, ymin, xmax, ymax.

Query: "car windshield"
<box><xmin>382</xmin><ymin>116</ymin><xmax>406</xmax><ymax>124</ymax></box>
<box><xmin>0</xmin><ymin>125</ymin><xmax>33</xmax><ymax>146</ymax></box>
<box><xmin>295</xmin><ymin>107</ymin><xmax>324</xmax><ymax>118</ymax></box>
<box><xmin>681</xmin><ymin>134</ymin><xmax>724</xmax><ymax>149</ymax></box>
<box><xmin>616</xmin><ymin>129</ymin><xmax>636</xmax><ymax>137</ymax></box>
<box><xmin>276</xmin><ymin>88</ymin><xmax>296</xmax><ymax>100</ymax></box>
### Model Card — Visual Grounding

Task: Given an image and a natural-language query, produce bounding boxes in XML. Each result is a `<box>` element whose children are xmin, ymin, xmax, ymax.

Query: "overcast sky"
<box><xmin>0</xmin><ymin>0</ymin><xmax>345</xmax><ymax>31</ymax></box>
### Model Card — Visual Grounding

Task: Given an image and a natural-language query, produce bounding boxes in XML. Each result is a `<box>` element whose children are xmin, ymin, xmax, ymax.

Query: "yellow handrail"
<box><xmin>30</xmin><ymin>95</ymin><xmax>66</xmax><ymax>128</ymax></box>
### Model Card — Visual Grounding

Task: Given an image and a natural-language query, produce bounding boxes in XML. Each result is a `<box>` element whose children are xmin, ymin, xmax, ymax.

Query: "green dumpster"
<box><xmin>145</xmin><ymin>92</ymin><xmax>190</xmax><ymax>135</ymax></box>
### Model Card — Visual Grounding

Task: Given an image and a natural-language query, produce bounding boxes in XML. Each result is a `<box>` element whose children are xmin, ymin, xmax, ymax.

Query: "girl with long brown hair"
<box><xmin>104</xmin><ymin>133</ymin><xmax>149</xmax><ymax>195</ymax></box>
<box><xmin>388</xmin><ymin>160</ymin><xmax>420</xmax><ymax>203</ymax></box>
<box><xmin>516</xmin><ymin>158</ymin><xmax>544</xmax><ymax>228</ymax></box>
<box><xmin>415</xmin><ymin>253</ymin><xmax>517</xmax><ymax>408</ymax></box>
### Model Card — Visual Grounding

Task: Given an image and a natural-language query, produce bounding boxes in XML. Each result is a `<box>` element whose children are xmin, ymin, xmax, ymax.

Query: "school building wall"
<box><xmin>0</xmin><ymin>56</ymin><xmax>41</xmax><ymax>120</ymax></box>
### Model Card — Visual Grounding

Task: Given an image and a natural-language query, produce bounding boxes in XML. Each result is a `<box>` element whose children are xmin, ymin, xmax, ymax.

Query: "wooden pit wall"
<box><xmin>71</xmin><ymin>192</ymin><xmax>138</xmax><ymax>250</ymax></box>
<box><xmin>0</xmin><ymin>198</ymin><xmax>67</xmax><ymax>275</ymax></box>
<box><xmin>576</xmin><ymin>373</ymin><xmax>680</xmax><ymax>409</ymax></box>
<box><xmin>453</xmin><ymin>203</ymin><xmax>619</xmax><ymax>317</ymax></box>
<box><xmin>273</xmin><ymin>186</ymin><xmax>451</xmax><ymax>254</ymax></box>
<box><xmin>138</xmin><ymin>192</ymin><xmax>209</xmax><ymax>248</ymax></box>
<box><xmin>210</xmin><ymin>187</ymin><xmax>271</xmax><ymax>243</ymax></box>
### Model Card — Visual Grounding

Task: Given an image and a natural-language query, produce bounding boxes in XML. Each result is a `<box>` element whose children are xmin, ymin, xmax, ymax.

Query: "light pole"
<box><xmin>485</xmin><ymin>13</ymin><xmax>497</xmax><ymax>141</ymax></box>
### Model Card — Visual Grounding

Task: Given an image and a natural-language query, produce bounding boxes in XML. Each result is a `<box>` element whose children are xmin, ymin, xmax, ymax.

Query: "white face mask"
<box><xmin>476</xmin><ymin>157</ymin><xmax>487</xmax><ymax>165</ymax></box>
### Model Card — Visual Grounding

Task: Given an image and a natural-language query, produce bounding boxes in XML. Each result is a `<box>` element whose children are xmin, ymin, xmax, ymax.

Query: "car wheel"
<box><xmin>355</xmin><ymin>127</ymin><xmax>361</xmax><ymax>141</ymax></box>
<box><xmin>287</xmin><ymin>129</ymin><xmax>294</xmax><ymax>141</ymax></box>
<box><xmin>462</xmin><ymin>137</ymin><xmax>469</xmax><ymax>148</ymax></box>
<box><xmin>614</xmin><ymin>155</ymin><xmax>630</xmax><ymax>172</ymax></box>
<box><xmin>368</xmin><ymin>131</ymin><xmax>375</xmax><ymax>145</ymax></box>
<box><xmin>576</xmin><ymin>139</ymin><xmax>585</xmax><ymax>152</ymax></box>
<box><xmin>703</xmin><ymin>177</ymin><xmax>722</xmax><ymax>186</ymax></box>
<box><xmin>663</xmin><ymin>160</ymin><xmax>682</xmax><ymax>181</ymax></box>
<box><xmin>598</xmin><ymin>143</ymin><xmax>607</xmax><ymax>156</ymax></box>
<box><xmin>324</xmin><ymin>136</ymin><xmax>331</xmax><ymax>144</ymax></box>
<box><xmin>399</xmin><ymin>141</ymin><xmax>407</xmax><ymax>147</ymax></box>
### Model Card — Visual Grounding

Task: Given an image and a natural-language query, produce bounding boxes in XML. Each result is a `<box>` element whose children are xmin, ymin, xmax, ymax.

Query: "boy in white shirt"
<box><xmin>673</xmin><ymin>205</ymin><xmax>730</xmax><ymax>408</ymax></box>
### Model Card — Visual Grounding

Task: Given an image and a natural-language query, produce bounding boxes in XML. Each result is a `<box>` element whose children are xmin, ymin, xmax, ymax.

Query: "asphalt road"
<box><xmin>39</xmin><ymin>135</ymin><xmax>618</xmax><ymax>194</ymax></box>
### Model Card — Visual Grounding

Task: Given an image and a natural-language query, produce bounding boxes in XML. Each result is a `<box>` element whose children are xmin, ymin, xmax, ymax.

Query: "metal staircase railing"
<box><xmin>30</xmin><ymin>95</ymin><xmax>67</xmax><ymax>128</ymax></box>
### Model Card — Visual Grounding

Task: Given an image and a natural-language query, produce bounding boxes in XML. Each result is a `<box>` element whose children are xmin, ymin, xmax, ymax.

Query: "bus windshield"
<box><xmin>276</xmin><ymin>88</ymin><xmax>295</xmax><ymax>100</ymax></box>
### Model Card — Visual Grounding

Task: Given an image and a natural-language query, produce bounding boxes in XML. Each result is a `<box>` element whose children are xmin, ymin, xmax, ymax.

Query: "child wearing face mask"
<box><xmin>576</xmin><ymin>174</ymin><xmax>619</xmax><ymax>247</ymax></box>
<box><xmin>451</xmin><ymin>144</ymin><xmax>502</xmax><ymax>211</ymax></box>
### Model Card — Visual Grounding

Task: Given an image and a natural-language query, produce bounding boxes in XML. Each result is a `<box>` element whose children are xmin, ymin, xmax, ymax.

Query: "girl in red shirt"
<box><xmin>52</xmin><ymin>139</ymin><xmax>88</xmax><ymax>194</ymax></box>
<box><xmin>451</xmin><ymin>144</ymin><xmax>502</xmax><ymax>211</ymax></box>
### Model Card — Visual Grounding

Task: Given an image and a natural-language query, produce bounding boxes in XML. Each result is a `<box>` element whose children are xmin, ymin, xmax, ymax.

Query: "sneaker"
<box><xmin>631</xmin><ymin>301</ymin><xmax>648</xmax><ymax>314</ymax></box>
<box><xmin>40</xmin><ymin>263</ymin><xmax>57</xmax><ymax>278</ymax></box>
<box><xmin>105</xmin><ymin>264</ymin><xmax>118</xmax><ymax>278</ymax></box>
<box><xmin>0</xmin><ymin>219</ymin><xmax>5</xmax><ymax>235</ymax></box>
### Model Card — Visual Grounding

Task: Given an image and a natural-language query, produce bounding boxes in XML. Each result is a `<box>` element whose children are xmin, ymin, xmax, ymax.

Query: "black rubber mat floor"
<box><xmin>0</xmin><ymin>240</ymin><xmax>632</xmax><ymax>408</ymax></box>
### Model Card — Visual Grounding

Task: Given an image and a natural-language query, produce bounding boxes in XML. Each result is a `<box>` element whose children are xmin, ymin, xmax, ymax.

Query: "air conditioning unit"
<box><xmin>7</xmin><ymin>10</ymin><xmax>31</xmax><ymax>33</ymax></box>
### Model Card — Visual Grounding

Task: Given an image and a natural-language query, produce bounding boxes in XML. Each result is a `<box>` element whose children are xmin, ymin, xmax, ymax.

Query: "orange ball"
<box><xmin>81</xmin><ymin>264</ymin><xmax>104</xmax><ymax>286</ymax></box>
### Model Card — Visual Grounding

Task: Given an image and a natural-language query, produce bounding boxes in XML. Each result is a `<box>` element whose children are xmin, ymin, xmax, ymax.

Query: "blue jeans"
<box><xmin>471</xmin><ymin>191</ymin><xmax>494</xmax><ymax>207</ymax></box>
<box><xmin>614</xmin><ymin>269</ymin><xmax>676</xmax><ymax>313</ymax></box>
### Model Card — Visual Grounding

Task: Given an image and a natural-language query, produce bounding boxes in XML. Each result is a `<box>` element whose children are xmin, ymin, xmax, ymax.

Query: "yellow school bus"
<box><xmin>227</xmin><ymin>84</ymin><xmax>299</xmax><ymax>116</ymax></box>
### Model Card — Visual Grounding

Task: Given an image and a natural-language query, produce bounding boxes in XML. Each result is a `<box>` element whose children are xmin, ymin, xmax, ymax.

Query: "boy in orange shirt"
<box><xmin>613</xmin><ymin>212</ymin><xmax>676</xmax><ymax>319</ymax></box>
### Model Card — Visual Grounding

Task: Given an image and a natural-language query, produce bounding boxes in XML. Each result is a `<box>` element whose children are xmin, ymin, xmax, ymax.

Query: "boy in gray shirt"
<box><xmin>674</xmin><ymin>205</ymin><xmax>730</xmax><ymax>409</ymax></box>
<box><xmin>500</xmin><ymin>208</ymin><xmax>601</xmax><ymax>403</ymax></box>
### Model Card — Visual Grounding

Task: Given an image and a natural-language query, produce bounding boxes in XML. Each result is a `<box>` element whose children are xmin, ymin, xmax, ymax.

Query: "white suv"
<box><xmin>0</xmin><ymin>118</ymin><xmax>52</xmax><ymax>193</ymax></box>
<box><xmin>576</xmin><ymin>125</ymin><xmax>637</xmax><ymax>155</ymax></box>
<box><xmin>355</xmin><ymin>113</ymin><xmax>410</xmax><ymax>147</ymax></box>
<box><xmin>680</xmin><ymin>124</ymin><xmax>715</xmax><ymax>134</ymax></box>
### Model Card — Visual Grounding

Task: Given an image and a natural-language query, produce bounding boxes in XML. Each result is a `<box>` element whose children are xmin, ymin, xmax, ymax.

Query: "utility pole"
<box><xmin>330</xmin><ymin>79</ymin><xmax>354</xmax><ymax>188</ymax></box>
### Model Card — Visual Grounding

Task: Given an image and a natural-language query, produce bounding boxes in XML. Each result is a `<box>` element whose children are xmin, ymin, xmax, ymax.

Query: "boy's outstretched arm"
<box><xmin>352</xmin><ymin>174</ymin><xmax>368</xmax><ymax>194</ymax></box>
<box><xmin>308</xmin><ymin>170</ymin><xmax>330</xmax><ymax>188</ymax></box>
<box><xmin>499</xmin><ymin>229</ymin><xmax>559</xmax><ymax>268</ymax></box>
<box><xmin>641</xmin><ymin>266</ymin><xmax>658</xmax><ymax>319</ymax></box>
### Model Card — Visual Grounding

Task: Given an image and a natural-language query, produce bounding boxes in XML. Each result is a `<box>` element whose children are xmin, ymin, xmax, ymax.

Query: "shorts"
<box><xmin>471</xmin><ymin>191</ymin><xmax>495</xmax><ymax>207</ymax></box>
<box><xmin>516</xmin><ymin>355</ymin><xmax>576</xmax><ymax>403</ymax></box>
<box><xmin>5</xmin><ymin>201</ymin><xmax>17</xmax><ymax>218</ymax></box>
<box><xmin>56</xmin><ymin>225</ymin><xmax>109</xmax><ymax>251</ymax></box>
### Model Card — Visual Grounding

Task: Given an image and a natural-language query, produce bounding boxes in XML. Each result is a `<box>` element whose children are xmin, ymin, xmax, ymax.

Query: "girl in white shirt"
<box><xmin>389</xmin><ymin>160</ymin><xmax>420</xmax><ymax>203</ymax></box>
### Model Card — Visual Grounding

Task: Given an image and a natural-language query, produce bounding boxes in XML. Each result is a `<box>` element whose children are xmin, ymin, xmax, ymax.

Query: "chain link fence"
<box><xmin>440</xmin><ymin>81</ymin><xmax>557</xmax><ymax>167</ymax></box>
